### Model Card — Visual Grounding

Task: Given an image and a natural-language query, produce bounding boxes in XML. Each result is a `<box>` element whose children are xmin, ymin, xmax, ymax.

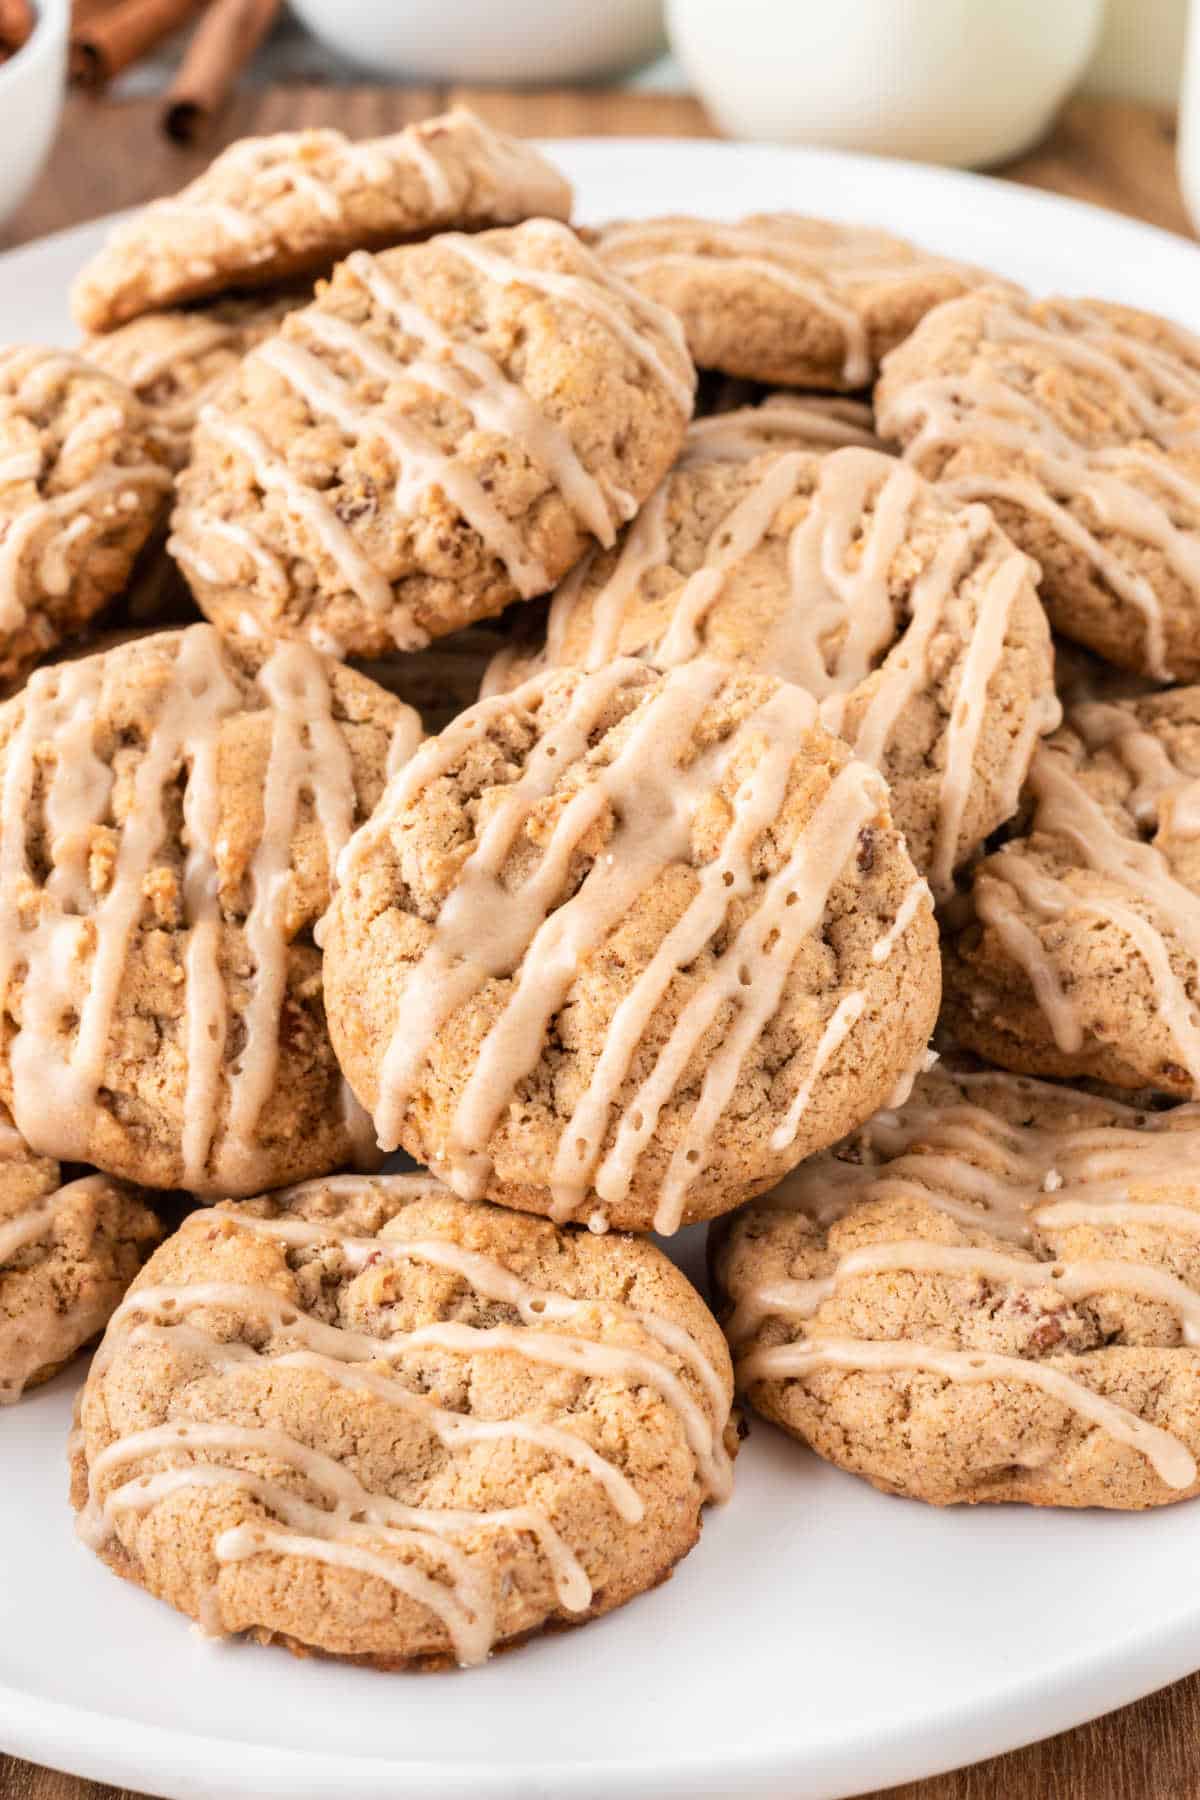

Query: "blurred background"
<box><xmin>0</xmin><ymin>0</ymin><xmax>1197</xmax><ymax>245</ymax></box>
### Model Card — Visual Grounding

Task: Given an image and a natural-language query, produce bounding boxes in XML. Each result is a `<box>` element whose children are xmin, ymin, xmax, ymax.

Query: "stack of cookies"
<box><xmin>3</xmin><ymin>106</ymin><xmax>1200</xmax><ymax>1672</ymax></box>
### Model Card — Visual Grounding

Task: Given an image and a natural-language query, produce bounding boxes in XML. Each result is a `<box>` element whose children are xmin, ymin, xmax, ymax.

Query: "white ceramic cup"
<box><xmin>288</xmin><ymin>0</ymin><xmax>665</xmax><ymax>85</ymax></box>
<box><xmin>667</xmin><ymin>0</ymin><xmax>1103</xmax><ymax>169</ymax></box>
<box><xmin>0</xmin><ymin>0</ymin><xmax>67</xmax><ymax>230</ymax></box>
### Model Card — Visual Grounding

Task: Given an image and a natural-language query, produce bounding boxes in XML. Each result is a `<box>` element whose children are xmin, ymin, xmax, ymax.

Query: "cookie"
<box><xmin>0</xmin><ymin>347</ymin><xmax>173</xmax><ymax>692</ymax></box>
<box><xmin>70</xmin><ymin>108</ymin><xmax>573</xmax><ymax>334</ymax></box>
<box><xmin>1</xmin><ymin>1111</ymin><xmax>161</xmax><ymax>1403</ymax></box>
<box><xmin>83</xmin><ymin>291</ymin><xmax>309</xmax><ymax>470</ymax></box>
<box><xmin>482</xmin><ymin>445</ymin><xmax>1058</xmax><ymax>894</ymax></box>
<box><xmin>682</xmin><ymin>392</ymin><xmax>881</xmax><ymax>463</ymax></box>
<box><xmin>713</xmin><ymin>1062</ymin><xmax>1200</xmax><ymax>1509</ymax></box>
<box><xmin>0</xmin><ymin>625</ymin><xmax>422</xmax><ymax>1194</ymax></box>
<box><xmin>71</xmin><ymin>1171</ymin><xmax>735</xmax><ymax>1667</ymax></box>
<box><xmin>171</xmin><ymin>219</ymin><xmax>695</xmax><ymax>660</ymax></box>
<box><xmin>322</xmin><ymin>658</ymin><xmax>940</xmax><ymax>1234</ymax></box>
<box><xmin>942</xmin><ymin>686</ymin><xmax>1200</xmax><ymax>1098</ymax></box>
<box><xmin>875</xmin><ymin>290</ymin><xmax>1200</xmax><ymax>681</ymax></box>
<box><xmin>591</xmin><ymin>214</ymin><xmax>1000</xmax><ymax>390</ymax></box>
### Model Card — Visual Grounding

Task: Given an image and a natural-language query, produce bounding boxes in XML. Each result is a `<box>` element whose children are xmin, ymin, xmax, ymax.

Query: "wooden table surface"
<box><xmin>2</xmin><ymin>81</ymin><xmax>1198</xmax><ymax>1800</ymax></box>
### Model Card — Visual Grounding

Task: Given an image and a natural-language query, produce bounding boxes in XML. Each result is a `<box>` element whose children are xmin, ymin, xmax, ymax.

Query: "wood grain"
<box><xmin>1</xmin><ymin>78</ymin><xmax>1198</xmax><ymax>1800</ymax></box>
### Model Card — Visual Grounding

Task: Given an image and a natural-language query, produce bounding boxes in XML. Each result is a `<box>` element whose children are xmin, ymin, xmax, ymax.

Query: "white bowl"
<box><xmin>668</xmin><ymin>0</ymin><xmax>1103</xmax><ymax>169</ymax></box>
<box><xmin>288</xmin><ymin>0</ymin><xmax>664</xmax><ymax>85</ymax></box>
<box><xmin>0</xmin><ymin>0</ymin><xmax>67</xmax><ymax>230</ymax></box>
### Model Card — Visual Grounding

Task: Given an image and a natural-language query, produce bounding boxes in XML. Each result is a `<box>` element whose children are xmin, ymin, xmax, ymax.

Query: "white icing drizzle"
<box><xmin>178</xmin><ymin>221</ymin><xmax>680</xmax><ymax>634</ymax></box>
<box><xmin>739</xmin><ymin>1336</ymin><xmax>1196</xmax><ymax>1490</ymax></box>
<box><xmin>0</xmin><ymin>345</ymin><xmax>172</xmax><ymax>632</ymax></box>
<box><xmin>733</xmin><ymin>1068</ymin><xmax>1200</xmax><ymax>1489</ymax></box>
<box><xmin>340</xmin><ymin>250</ymin><xmax>618</xmax><ymax>547</ymax></box>
<box><xmin>128</xmin><ymin>118</ymin><xmax>475</xmax><ymax>258</ymax></box>
<box><xmin>0</xmin><ymin>627</ymin><xmax>410</xmax><ymax>1189</ymax></box>
<box><xmin>599</xmin><ymin>218</ymin><xmax>978</xmax><ymax>388</ymax></box>
<box><xmin>440</xmin><ymin>220</ymin><xmax>696</xmax><ymax>418</ymax></box>
<box><xmin>501</xmin><ymin>446</ymin><xmax>1048</xmax><ymax>895</ymax></box>
<box><xmin>972</xmin><ymin>697</ymin><xmax>1200</xmax><ymax>1088</ymax></box>
<box><xmin>252</xmin><ymin>334</ymin><xmax>550</xmax><ymax>597</ymax></box>
<box><xmin>79</xmin><ymin>1186</ymin><xmax>731</xmax><ymax>1663</ymax></box>
<box><xmin>354</xmin><ymin>659</ymin><xmax>898</xmax><ymax>1230</ymax></box>
<box><xmin>871</xmin><ymin>879</ymin><xmax>933</xmax><ymax>963</ymax></box>
<box><xmin>194</xmin><ymin>406</ymin><xmax>395</xmax><ymax>617</ymax></box>
<box><xmin>681</xmin><ymin>396</ymin><xmax>880</xmax><ymax>464</ymax></box>
<box><xmin>878</xmin><ymin>294</ymin><xmax>1200</xmax><ymax>682</ymax></box>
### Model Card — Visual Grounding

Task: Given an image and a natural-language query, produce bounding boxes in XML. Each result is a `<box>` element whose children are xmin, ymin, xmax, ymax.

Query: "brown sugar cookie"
<box><xmin>171</xmin><ymin>219</ymin><xmax>695</xmax><ymax>660</ymax></box>
<box><xmin>942</xmin><ymin>686</ymin><xmax>1200</xmax><ymax>1099</ymax></box>
<box><xmin>71</xmin><ymin>1172</ymin><xmax>735</xmax><ymax>1667</ymax></box>
<box><xmin>0</xmin><ymin>1109</ymin><xmax>162</xmax><ymax>1403</ymax></box>
<box><xmin>0</xmin><ymin>625</ymin><xmax>422</xmax><ymax>1195</ymax></box>
<box><xmin>482</xmin><ymin>445</ymin><xmax>1058</xmax><ymax>894</ymax></box>
<box><xmin>876</xmin><ymin>290</ymin><xmax>1200</xmax><ymax>681</ymax></box>
<box><xmin>83</xmin><ymin>291</ymin><xmax>309</xmax><ymax>470</ymax></box>
<box><xmin>712</xmin><ymin>1062</ymin><xmax>1200</xmax><ymax>1509</ymax></box>
<box><xmin>321</xmin><ymin>658</ymin><xmax>940</xmax><ymax>1234</ymax></box>
<box><xmin>591</xmin><ymin>214</ymin><xmax>1001</xmax><ymax>390</ymax></box>
<box><xmin>0</xmin><ymin>347</ymin><xmax>173</xmax><ymax>692</ymax></box>
<box><xmin>71</xmin><ymin>108</ymin><xmax>573</xmax><ymax>334</ymax></box>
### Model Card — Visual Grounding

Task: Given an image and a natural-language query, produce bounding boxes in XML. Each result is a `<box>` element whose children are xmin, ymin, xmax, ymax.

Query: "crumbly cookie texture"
<box><xmin>482</xmin><ymin>445</ymin><xmax>1058</xmax><ymax>893</ymax></box>
<box><xmin>71</xmin><ymin>1172</ymin><xmax>735</xmax><ymax>1668</ymax></box>
<box><xmin>591</xmin><ymin>214</ymin><xmax>1002</xmax><ymax>389</ymax></box>
<box><xmin>0</xmin><ymin>624</ymin><xmax>422</xmax><ymax>1195</ymax></box>
<box><xmin>712</xmin><ymin>1063</ymin><xmax>1200</xmax><ymax>1509</ymax></box>
<box><xmin>322</xmin><ymin>658</ymin><xmax>940</xmax><ymax>1235</ymax></box>
<box><xmin>876</xmin><ymin>290</ymin><xmax>1200</xmax><ymax>682</ymax></box>
<box><xmin>0</xmin><ymin>1109</ymin><xmax>161</xmax><ymax>1403</ymax></box>
<box><xmin>0</xmin><ymin>347</ymin><xmax>173</xmax><ymax>692</ymax></box>
<box><xmin>942</xmin><ymin>686</ymin><xmax>1200</xmax><ymax>1098</ymax></box>
<box><xmin>83</xmin><ymin>291</ymin><xmax>309</xmax><ymax>470</ymax></box>
<box><xmin>70</xmin><ymin>108</ymin><xmax>574</xmax><ymax>334</ymax></box>
<box><xmin>171</xmin><ymin>219</ymin><xmax>695</xmax><ymax>659</ymax></box>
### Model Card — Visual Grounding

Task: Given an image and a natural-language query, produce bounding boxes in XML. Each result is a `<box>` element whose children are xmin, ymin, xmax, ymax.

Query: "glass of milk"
<box><xmin>667</xmin><ymin>0</ymin><xmax>1103</xmax><ymax>168</ymax></box>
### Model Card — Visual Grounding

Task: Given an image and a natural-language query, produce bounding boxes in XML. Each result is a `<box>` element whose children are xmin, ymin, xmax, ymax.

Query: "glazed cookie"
<box><xmin>0</xmin><ymin>624</ymin><xmax>422</xmax><ymax>1195</ymax></box>
<box><xmin>713</xmin><ymin>1063</ymin><xmax>1200</xmax><ymax>1509</ymax></box>
<box><xmin>171</xmin><ymin>219</ymin><xmax>695</xmax><ymax>659</ymax></box>
<box><xmin>71</xmin><ymin>108</ymin><xmax>573</xmax><ymax>333</ymax></box>
<box><xmin>322</xmin><ymin>658</ymin><xmax>940</xmax><ymax>1234</ymax></box>
<box><xmin>682</xmin><ymin>392</ymin><xmax>882</xmax><ymax>463</ymax></box>
<box><xmin>1</xmin><ymin>1110</ymin><xmax>162</xmax><ymax>1403</ymax></box>
<box><xmin>591</xmin><ymin>215</ymin><xmax>1000</xmax><ymax>390</ymax></box>
<box><xmin>83</xmin><ymin>291</ymin><xmax>309</xmax><ymax>470</ymax></box>
<box><xmin>942</xmin><ymin>687</ymin><xmax>1200</xmax><ymax>1098</ymax></box>
<box><xmin>72</xmin><ymin>1172</ymin><xmax>735</xmax><ymax>1667</ymax></box>
<box><xmin>876</xmin><ymin>290</ymin><xmax>1200</xmax><ymax>681</ymax></box>
<box><xmin>0</xmin><ymin>347</ymin><xmax>173</xmax><ymax>691</ymax></box>
<box><xmin>482</xmin><ymin>446</ymin><xmax>1058</xmax><ymax>894</ymax></box>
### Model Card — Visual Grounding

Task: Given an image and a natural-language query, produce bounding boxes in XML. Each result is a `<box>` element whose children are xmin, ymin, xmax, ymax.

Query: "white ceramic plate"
<box><xmin>2</xmin><ymin>138</ymin><xmax>1200</xmax><ymax>1800</ymax></box>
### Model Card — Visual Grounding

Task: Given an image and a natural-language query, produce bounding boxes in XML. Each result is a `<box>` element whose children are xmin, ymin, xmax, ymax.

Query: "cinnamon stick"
<box><xmin>0</xmin><ymin>0</ymin><xmax>35</xmax><ymax>59</ymax></box>
<box><xmin>70</xmin><ymin>0</ymin><xmax>205</xmax><ymax>89</ymax></box>
<box><xmin>161</xmin><ymin>0</ymin><xmax>280</xmax><ymax>143</ymax></box>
